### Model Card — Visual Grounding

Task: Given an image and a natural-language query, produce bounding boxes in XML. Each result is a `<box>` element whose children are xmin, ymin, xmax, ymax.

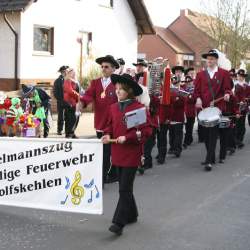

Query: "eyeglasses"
<box><xmin>101</xmin><ymin>65</ymin><xmax>110</xmax><ymax>69</ymax></box>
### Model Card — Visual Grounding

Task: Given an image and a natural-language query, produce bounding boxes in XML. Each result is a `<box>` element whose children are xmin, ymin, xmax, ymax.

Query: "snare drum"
<box><xmin>198</xmin><ymin>107</ymin><xmax>222</xmax><ymax>127</ymax></box>
<box><xmin>219</xmin><ymin>116</ymin><xmax>231</xmax><ymax>129</ymax></box>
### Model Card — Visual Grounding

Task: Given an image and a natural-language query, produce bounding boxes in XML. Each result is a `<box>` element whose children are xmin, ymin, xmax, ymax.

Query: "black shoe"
<box><xmin>155</xmin><ymin>154</ymin><xmax>159</xmax><ymax>160</ymax></box>
<box><xmin>229</xmin><ymin>148</ymin><xmax>235</xmax><ymax>155</ymax></box>
<box><xmin>57</xmin><ymin>131</ymin><xmax>62</xmax><ymax>135</ymax></box>
<box><xmin>109</xmin><ymin>224</ymin><xmax>123</xmax><ymax>236</ymax></box>
<box><xmin>72</xmin><ymin>134</ymin><xmax>79</xmax><ymax>139</ymax></box>
<box><xmin>219</xmin><ymin>159</ymin><xmax>224</xmax><ymax>164</ymax></box>
<box><xmin>183</xmin><ymin>144</ymin><xmax>187</xmax><ymax>149</ymax></box>
<box><xmin>138</xmin><ymin>167</ymin><xmax>145</xmax><ymax>175</ymax></box>
<box><xmin>168</xmin><ymin>149</ymin><xmax>174</xmax><ymax>155</ymax></box>
<box><xmin>157</xmin><ymin>157</ymin><xmax>165</xmax><ymax>165</ymax></box>
<box><xmin>204</xmin><ymin>164</ymin><xmax>212</xmax><ymax>171</ymax></box>
<box><xmin>238</xmin><ymin>143</ymin><xmax>244</xmax><ymax>149</ymax></box>
<box><xmin>143</xmin><ymin>163</ymin><xmax>153</xmax><ymax>170</ymax></box>
<box><xmin>201</xmin><ymin>161</ymin><xmax>208</xmax><ymax>166</ymax></box>
<box><xmin>174</xmin><ymin>151</ymin><xmax>181</xmax><ymax>158</ymax></box>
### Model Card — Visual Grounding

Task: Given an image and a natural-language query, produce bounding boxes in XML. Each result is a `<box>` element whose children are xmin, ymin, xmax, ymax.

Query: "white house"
<box><xmin>0</xmin><ymin>0</ymin><xmax>154</xmax><ymax>91</ymax></box>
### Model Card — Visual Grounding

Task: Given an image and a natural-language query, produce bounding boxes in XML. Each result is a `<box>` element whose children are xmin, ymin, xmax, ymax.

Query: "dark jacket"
<box><xmin>36</xmin><ymin>88</ymin><xmax>51</xmax><ymax>108</ymax></box>
<box><xmin>53</xmin><ymin>75</ymin><xmax>64</xmax><ymax>102</ymax></box>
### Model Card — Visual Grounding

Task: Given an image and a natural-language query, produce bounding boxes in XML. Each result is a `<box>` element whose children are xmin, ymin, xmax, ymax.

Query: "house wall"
<box><xmin>0</xmin><ymin>12</ymin><xmax>21</xmax><ymax>90</ymax></box>
<box><xmin>138</xmin><ymin>35</ymin><xmax>177</xmax><ymax>65</ymax></box>
<box><xmin>0</xmin><ymin>0</ymin><xmax>138</xmax><ymax>90</ymax></box>
<box><xmin>168</xmin><ymin>13</ymin><xmax>216</xmax><ymax>68</ymax></box>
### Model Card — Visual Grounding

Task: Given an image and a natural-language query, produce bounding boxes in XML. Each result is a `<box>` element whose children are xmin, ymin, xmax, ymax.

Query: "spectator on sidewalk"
<box><xmin>53</xmin><ymin>65</ymin><xmax>69</xmax><ymax>135</ymax></box>
<box><xmin>63</xmin><ymin>68</ymin><xmax>80</xmax><ymax>138</ymax></box>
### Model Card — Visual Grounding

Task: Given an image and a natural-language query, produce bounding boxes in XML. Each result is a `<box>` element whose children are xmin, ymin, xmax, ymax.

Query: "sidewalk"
<box><xmin>50</xmin><ymin>112</ymin><xmax>96</xmax><ymax>138</ymax></box>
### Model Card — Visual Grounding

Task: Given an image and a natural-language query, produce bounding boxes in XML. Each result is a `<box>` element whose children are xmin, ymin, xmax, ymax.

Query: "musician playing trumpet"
<box><xmin>194</xmin><ymin>50</ymin><xmax>232</xmax><ymax>171</ymax></box>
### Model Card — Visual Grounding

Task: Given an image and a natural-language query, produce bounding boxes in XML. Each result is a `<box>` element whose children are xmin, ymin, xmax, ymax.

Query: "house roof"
<box><xmin>0</xmin><ymin>0</ymin><xmax>34</xmax><ymax>12</ymax></box>
<box><xmin>0</xmin><ymin>0</ymin><xmax>155</xmax><ymax>35</ymax></box>
<box><xmin>127</xmin><ymin>0</ymin><xmax>155</xmax><ymax>35</ymax></box>
<box><xmin>184</xmin><ymin>9</ymin><xmax>216</xmax><ymax>38</ymax></box>
<box><xmin>155</xmin><ymin>26</ymin><xmax>193</xmax><ymax>54</ymax></box>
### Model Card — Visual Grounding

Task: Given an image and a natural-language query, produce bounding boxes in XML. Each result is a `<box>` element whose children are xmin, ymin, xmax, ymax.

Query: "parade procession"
<box><xmin>0</xmin><ymin>0</ymin><xmax>250</xmax><ymax>249</ymax></box>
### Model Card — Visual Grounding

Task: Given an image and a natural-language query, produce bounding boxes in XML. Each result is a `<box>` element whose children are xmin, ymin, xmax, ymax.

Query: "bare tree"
<box><xmin>201</xmin><ymin>0</ymin><xmax>250</xmax><ymax>68</ymax></box>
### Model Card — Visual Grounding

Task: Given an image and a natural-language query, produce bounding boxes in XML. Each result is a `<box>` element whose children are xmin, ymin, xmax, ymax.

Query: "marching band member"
<box><xmin>168</xmin><ymin>73</ymin><xmax>185</xmax><ymax>158</ymax></box>
<box><xmin>219</xmin><ymin>92</ymin><xmax>239</xmax><ymax>163</ymax></box>
<box><xmin>116</xmin><ymin>58</ymin><xmax>126</xmax><ymax>75</ymax></box>
<box><xmin>80</xmin><ymin>55</ymin><xmax>120</xmax><ymax>184</ymax></box>
<box><xmin>185</xmin><ymin>67</ymin><xmax>196</xmax><ymax>80</ymax></box>
<box><xmin>102</xmin><ymin>73</ymin><xmax>152</xmax><ymax>236</ymax></box>
<box><xmin>194</xmin><ymin>49</ymin><xmax>231</xmax><ymax>171</ymax></box>
<box><xmin>234</xmin><ymin>69</ymin><xmax>250</xmax><ymax>148</ymax></box>
<box><xmin>183</xmin><ymin>75</ymin><xmax>196</xmax><ymax>149</ymax></box>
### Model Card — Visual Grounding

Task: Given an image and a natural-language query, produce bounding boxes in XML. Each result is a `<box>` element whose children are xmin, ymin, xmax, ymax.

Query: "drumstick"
<box><xmin>108</xmin><ymin>139</ymin><xmax>118</xmax><ymax>144</ymax></box>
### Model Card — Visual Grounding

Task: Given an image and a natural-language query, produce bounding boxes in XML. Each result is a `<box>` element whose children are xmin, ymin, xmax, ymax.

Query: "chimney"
<box><xmin>180</xmin><ymin>9</ymin><xmax>189</xmax><ymax>17</ymax></box>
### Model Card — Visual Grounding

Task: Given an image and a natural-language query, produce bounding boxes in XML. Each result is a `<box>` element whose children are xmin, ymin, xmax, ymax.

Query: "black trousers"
<box><xmin>219</xmin><ymin>128</ymin><xmax>229</xmax><ymax>160</ymax></box>
<box><xmin>157</xmin><ymin>124</ymin><xmax>170</xmax><ymax>159</ymax></box>
<box><xmin>143</xmin><ymin>128</ymin><xmax>157</xmax><ymax>168</ymax></box>
<box><xmin>64</xmin><ymin>105</ymin><xmax>79</xmax><ymax>136</ymax></box>
<box><xmin>236</xmin><ymin>115</ymin><xmax>246</xmax><ymax>144</ymax></box>
<box><xmin>228</xmin><ymin>126</ymin><xmax>236</xmax><ymax>150</ymax></box>
<box><xmin>112</xmin><ymin>167</ymin><xmax>138</xmax><ymax>227</ymax></box>
<box><xmin>96</xmin><ymin>131</ymin><xmax>112</xmax><ymax>183</ymax></box>
<box><xmin>57</xmin><ymin>101</ymin><xmax>65</xmax><ymax>133</ymax></box>
<box><xmin>184</xmin><ymin>117</ymin><xmax>195</xmax><ymax>146</ymax></box>
<box><xmin>203</xmin><ymin>126</ymin><xmax>219</xmax><ymax>164</ymax></box>
<box><xmin>169</xmin><ymin>123</ymin><xmax>183</xmax><ymax>154</ymax></box>
<box><xmin>198</xmin><ymin>124</ymin><xmax>205</xmax><ymax>143</ymax></box>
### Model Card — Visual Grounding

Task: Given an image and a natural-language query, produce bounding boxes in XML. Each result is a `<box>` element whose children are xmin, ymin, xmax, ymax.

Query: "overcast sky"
<box><xmin>144</xmin><ymin>0</ymin><xmax>250</xmax><ymax>27</ymax></box>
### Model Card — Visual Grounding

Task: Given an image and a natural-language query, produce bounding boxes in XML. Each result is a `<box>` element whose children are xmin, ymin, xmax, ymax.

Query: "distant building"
<box><xmin>138</xmin><ymin>9</ymin><xmax>217</xmax><ymax>69</ymax></box>
<box><xmin>0</xmin><ymin>0</ymin><xmax>154</xmax><ymax>91</ymax></box>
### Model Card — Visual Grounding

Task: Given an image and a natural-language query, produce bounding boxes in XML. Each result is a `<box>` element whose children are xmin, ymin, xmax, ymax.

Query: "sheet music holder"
<box><xmin>125</xmin><ymin>107</ymin><xmax>147</xmax><ymax>129</ymax></box>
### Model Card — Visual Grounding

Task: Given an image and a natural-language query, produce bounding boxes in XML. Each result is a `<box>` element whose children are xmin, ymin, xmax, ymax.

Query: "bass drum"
<box><xmin>198</xmin><ymin>107</ymin><xmax>222</xmax><ymax>127</ymax></box>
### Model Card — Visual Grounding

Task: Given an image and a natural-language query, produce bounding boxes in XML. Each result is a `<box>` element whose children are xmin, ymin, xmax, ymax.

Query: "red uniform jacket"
<box><xmin>63</xmin><ymin>80</ymin><xmax>79</xmax><ymax>107</ymax></box>
<box><xmin>234</xmin><ymin>84</ymin><xmax>250</xmax><ymax>114</ymax></box>
<box><xmin>185</xmin><ymin>94</ymin><xmax>196</xmax><ymax>118</ymax></box>
<box><xmin>194</xmin><ymin>68</ymin><xmax>231</xmax><ymax>109</ymax></box>
<box><xmin>169</xmin><ymin>91</ymin><xmax>185</xmax><ymax>123</ymax></box>
<box><xmin>104</xmin><ymin>101</ymin><xmax>152</xmax><ymax>167</ymax></box>
<box><xmin>159</xmin><ymin>104</ymin><xmax>171</xmax><ymax>124</ymax></box>
<box><xmin>80</xmin><ymin>78</ymin><xmax>117</xmax><ymax>131</ymax></box>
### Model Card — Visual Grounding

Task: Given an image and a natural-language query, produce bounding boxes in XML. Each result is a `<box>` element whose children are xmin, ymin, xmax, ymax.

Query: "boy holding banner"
<box><xmin>102</xmin><ymin>74</ymin><xmax>152</xmax><ymax>236</ymax></box>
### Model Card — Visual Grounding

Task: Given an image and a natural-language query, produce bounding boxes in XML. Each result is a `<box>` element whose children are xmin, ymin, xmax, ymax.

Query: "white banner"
<box><xmin>0</xmin><ymin>138</ymin><xmax>103</xmax><ymax>214</ymax></box>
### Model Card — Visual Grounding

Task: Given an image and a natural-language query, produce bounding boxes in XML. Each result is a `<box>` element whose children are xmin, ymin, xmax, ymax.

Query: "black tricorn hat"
<box><xmin>111</xmin><ymin>74</ymin><xmax>143</xmax><ymax>96</ymax></box>
<box><xmin>58</xmin><ymin>65</ymin><xmax>69</xmax><ymax>72</ymax></box>
<box><xmin>229</xmin><ymin>68</ymin><xmax>237</xmax><ymax>77</ymax></box>
<box><xmin>133</xmin><ymin>59</ymin><xmax>148</xmax><ymax>67</ymax></box>
<box><xmin>96</xmin><ymin>55</ymin><xmax>120</xmax><ymax>69</ymax></box>
<box><xmin>185</xmin><ymin>67</ymin><xmax>194</xmax><ymax>75</ymax></box>
<box><xmin>117</xmin><ymin>58</ymin><xmax>125</xmax><ymax>66</ymax></box>
<box><xmin>21</xmin><ymin>84</ymin><xmax>35</xmax><ymax>97</ymax></box>
<box><xmin>185</xmin><ymin>75</ymin><xmax>193</xmax><ymax>83</ymax></box>
<box><xmin>172</xmin><ymin>65</ymin><xmax>184</xmax><ymax>74</ymax></box>
<box><xmin>237</xmin><ymin>69</ymin><xmax>248</xmax><ymax>78</ymax></box>
<box><xmin>202</xmin><ymin>49</ymin><xmax>219</xmax><ymax>59</ymax></box>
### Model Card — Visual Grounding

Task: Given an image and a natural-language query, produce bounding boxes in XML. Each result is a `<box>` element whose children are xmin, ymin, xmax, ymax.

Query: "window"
<box><xmin>33</xmin><ymin>25</ymin><xmax>54</xmax><ymax>55</ymax></box>
<box><xmin>98</xmin><ymin>0</ymin><xmax>113</xmax><ymax>8</ymax></box>
<box><xmin>78</xmin><ymin>31</ymin><xmax>92</xmax><ymax>56</ymax></box>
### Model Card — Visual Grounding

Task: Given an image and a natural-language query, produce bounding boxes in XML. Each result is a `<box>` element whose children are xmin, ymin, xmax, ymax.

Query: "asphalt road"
<box><xmin>1</xmin><ymin>129</ymin><xmax>250</xmax><ymax>250</ymax></box>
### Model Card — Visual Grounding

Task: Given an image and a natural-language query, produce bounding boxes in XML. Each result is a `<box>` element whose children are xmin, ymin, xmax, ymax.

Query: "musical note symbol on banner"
<box><xmin>61</xmin><ymin>195</ymin><xmax>68</xmax><ymax>205</ymax></box>
<box><xmin>88</xmin><ymin>191</ymin><xmax>93</xmax><ymax>203</ymax></box>
<box><xmin>65</xmin><ymin>177</ymin><xmax>70</xmax><ymax>189</ymax></box>
<box><xmin>84</xmin><ymin>179</ymin><xmax>94</xmax><ymax>189</ymax></box>
<box><xmin>95</xmin><ymin>185</ymin><xmax>100</xmax><ymax>199</ymax></box>
<box><xmin>70</xmin><ymin>171</ymin><xmax>84</xmax><ymax>205</ymax></box>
